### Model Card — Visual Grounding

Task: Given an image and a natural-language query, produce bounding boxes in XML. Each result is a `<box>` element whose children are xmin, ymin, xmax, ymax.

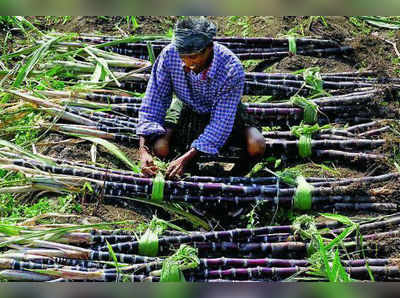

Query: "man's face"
<box><xmin>179</xmin><ymin>46</ymin><xmax>213</xmax><ymax>74</ymax></box>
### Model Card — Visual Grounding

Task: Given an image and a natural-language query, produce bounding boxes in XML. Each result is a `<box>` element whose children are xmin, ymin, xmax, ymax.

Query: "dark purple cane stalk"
<box><xmin>319</xmin><ymin>203</ymin><xmax>397</xmax><ymax>212</ymax></box>
<box><xmin>244</xmin><ymin>82</ymin><xmax>309</xmax><ymax>97</ymax></box>
<box><xmin>322</xmin><ymin>71</ymin><xmax>377</xmax><ymax>77</ymax></box>
<box><xmin>0</xmin><ymin>258</ymin><xmax>57</xmax><ymax>271</ymax></box>
<box><xmin>10</xmin><ymin>158</ymin><xmax>397</xmax><ymax>199</ymax></box>
<box><xmin>53</xmin><ymin>258</ymin><xmax>113</xmax><ymax>269</ymax></box>
<box><xmin>347</xmin><ymin>120</ymin><xmax>384</xmax><ymax>133</ymax></box>
<box><xmin>85</xmin><ymin>93</ymin><xmax>143</xmax><ymax>104</ymax></box>
<box><xmin>246</xmin><ymin>105</ymin><xmax>372</xmax><ymax>117</ymax></box>
<box><xmin>245</xmin><ymin>72</ymin><xmax>378</xmax><ymax>80</ymax></box>
<box><xmin>191</xmin><ymin>242</ymin><xmax>308</xmax><ymax>258</ymax></box>
<box><xmin>354</xmin><ymin>230</ymin><xmax>400</xmax><ymax>242</ymax></box>
<box><xmin>199</xmin><ymin>257</ymin><xmax>309</xmax><ymax>268</ymax></box>
<box><xmin>69</xmin><ymin>106</ymin><xmax>139</xmax><ymax>123</ymax></box>
<box><xmin>183</xmin><ymin>176</ymin><xmax>338</xmax><ymax>184</ymax></box>
<box><xmin>11</xmin><ymin>159</ymin><xmax>147</xmax><ymax>185</ymax></box>
<box><xmin>264</xmin><ymin>139</ymin><xmax>385</xmax><ymax>150</ymax></box>
<box><xmin>95</xmin><ymin>125</ymin><xmax>136</xmax><ymax>134</ymax></box>
<box><xmin>318</xmin><ymin>76</ymin><xmax>400</xmax><ymax>84</ymax></box>
<box><xmin>359</xmin><ymin>126</ymin><xmax>391</xmax><ymax>137</ymax></box>
<box><xmin>332</xmin><ymin>216</ymin><xmax>400</xmax><ymax>235</ymax></box>
<box><xmin>104</xmin><ymin>273</ymin><xmax>159</xmax><ymax>282</ymax></box>
<box><xmin>187</xmin><ymin>265</ymin><xmax>400</xmax><ymax>281</ymax></box>
<box><xmin>96</xmin><ymin>225</ymin><xmax>305</xmax><ymax>253</ymax></box>
<box><xmin>10</xmin><ymin>158</ymin><xmax>395</xmax><ymax>200</ymax></box>
<box><xmin>88</xmin><ymin>250</ymin><xmax>159</xmax><ymax>264</ymax></box>
<box><xmin>43</xmin><ymin>107</ymin><xmax>97</xmax><ymax>126</ymax></box>
<box><xmin>346</xmin><ymin>266</ymin><xmax>400</xmax><ymax>280</ymax></box>
<box><xmin>186</xmin><ymin>277</ymin><xmax>269</xmax><ymax>282</ymax></box>
<box><xmin>316</xmin><ymin>134</ymin><xmax>353</xmax><ymax>140</ymax></box>
<box><xmin>315</xmin><ymin>150</ymin><xmax>387</xmax><ymax>161</ymax></box>
<box><xmin>59</xmin><ymin>232</ymin><xmax>138</xmax><ymax>245</ymax></box>
<box><xmin>188</xmin><ymin>266</ymin><xmax>307</xmax><ymax>280</ymax></box>
<box><xmin>235</xmin><ymin>47</ymin><xmax>353</xmax><ymax>59</ymax></box>
<box><xmin>247</xmin><ymin>79</ymin><xmax>374</xmax><ymax>89</ymax></box>
<box><xmin>82</xmin><ymin>35</ymin><xmax>341</xmax><ymax>47</ymax></box>
<box><xmin>214</xmin><ymin>37</ymin><xmax>341</xmax><ymax>47</ymax></box>
<box><xmin>65</xmin><ymin>107</ymin><xmax>138</xmax><ymax>128</ymax></box>
<box><xmin>51</xmin><ymin>125</ymin><xmax>138</xmax><ymax>143</ymax></box>
<box><xmin>343</xmin><ymin>259</ymin><xmax>391</xmax><ymax>267</ymax></box>
<box><xmin>246</xmin><ymin>91</ymin><xmax>376</xmax><ymax>108</ymax></box>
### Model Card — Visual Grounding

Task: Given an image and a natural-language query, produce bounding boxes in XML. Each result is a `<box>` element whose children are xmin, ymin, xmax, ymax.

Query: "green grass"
<box><xmin>226</xmin><ymin>16</ymin><xmax>251</xmax><ymax>36</ymax></box>
<box><xmin>0</xmin><ymin>193</ymin><xmax>82</xmax><ymax>224</ymax></box>
<box><xmin>348</xmin><ymin>17</ymin><xmax>372</xmax><ymax>35</ymax></box>
<box><xmin>43</xmin><ymin>16</ymin><xmax>72</xmax><ymax>26</ymax></box>
<box><xmin>292</xmin><ymin>214</ymin><xmax>359</xmax><ymax>282</ymax></box>
<box><xmin>2</xmin><ymin>111</ymin><xmax>43</xmax><ymax>146</ymax></box>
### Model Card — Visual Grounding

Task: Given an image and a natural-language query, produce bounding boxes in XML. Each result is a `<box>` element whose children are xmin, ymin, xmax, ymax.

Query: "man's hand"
<box><xmin>139</xmin><ymin>140</ymin><xmax>159</xmax><ymax>178</ymax></box>
<box><xmin>166</xmin><ymin>156</ymin><xmax>187</xmax><ymax>180</ymax></box>
<box><xmin>140</xmin><ymin>149</ymin><xmax>158</xmax><ymax>177</ymax></box>
<box><xmin>166</xmin><ymin>147</ymin><xmax>198</xmax><ymax>180</ymax></box>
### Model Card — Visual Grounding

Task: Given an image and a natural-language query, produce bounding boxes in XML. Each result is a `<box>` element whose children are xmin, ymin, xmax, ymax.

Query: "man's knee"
<box><xmin>153</xmin><ymin>138</ymin><xmax>170</xmax><ymax>158</ymax></box>
<box><xmin>246</xmin><ymin>132</ymin><xmax>266</xmax><ymax>158</ymax></box>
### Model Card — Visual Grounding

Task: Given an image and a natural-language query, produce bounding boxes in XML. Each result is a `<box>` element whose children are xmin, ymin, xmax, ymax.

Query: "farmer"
<box><xmin>137</xmin><ymin>17</ymin><xmax>266</xmax><ymax>179</ymax></box>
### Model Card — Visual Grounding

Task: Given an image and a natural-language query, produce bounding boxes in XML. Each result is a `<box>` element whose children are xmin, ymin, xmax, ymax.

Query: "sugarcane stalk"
<box><xmin>347</xmin><ymin>120</ymin><xmax>385</xmax><ymax>132</ymax></box>
<box><xmin>332</xmin><ymin>216</ymin><xmax>400</xmax><ymax>235</ymax></box>
<box><xmin>0</xmin><ymin>269</ymin><xmax>54</xmax><ymax>281</ymax></box>
<box><xmin>319</xmin><ymin>202</ymin><xmax>397</xmax><ymax>212</ymax></box>
<box><xmin>188</xmin><ymin>266</ymin><xmax>307</xmax><ymax>280</ymax></box>
<box><xmin>264</xmin><ymin>139</ymin><xmax>385</xmax><ymax>150</ymax></box>
<box><xmin>235</xmin><ymin>46</ymin><xmax>353</xmax><ymax>59</ymax></box>
<box><xmin>359</xmin><ymin>126</ymin><xmax>391</xmax><ymax>137</ymax></box>
<box><xmin>315</xmin><ymin>150</ymin><xmax>387</xmax><ymax>160</ymax></box>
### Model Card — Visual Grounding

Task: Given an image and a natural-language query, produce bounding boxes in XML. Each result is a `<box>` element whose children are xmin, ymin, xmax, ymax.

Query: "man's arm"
<box><xmin>137</xmin><ymin>47</ymin><xmax>173</xmax><ymax>176</ymax></box>
<box><xmin>139</xmin><ymin>136</ymin><xmax>158</xmax><ymax>177</ymax></box>
<box><xmin>137</xmin><ymin>48</ymin><xmax>173</xmax><ymax>137</ymax></box>
<box><xmin>165</xmin><ymin>147</ymin><xmax>198</xmax><ymax>179</ymax></box>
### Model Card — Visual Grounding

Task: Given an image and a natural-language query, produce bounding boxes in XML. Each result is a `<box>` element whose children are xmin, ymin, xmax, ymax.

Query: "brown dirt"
<box><xmin>37</xmin><ymin>132</ymin><xmax>138</xmax><ymax>171</ymax></box>
<box><xmin>272</xmin><ymin>55</ymin><xmax>354</xmax><ymax>73</ymax></box>
<box><xmin>81</xmin><ymin>202</ymin><xmax>146</xmax><ymax>224</ymax></box>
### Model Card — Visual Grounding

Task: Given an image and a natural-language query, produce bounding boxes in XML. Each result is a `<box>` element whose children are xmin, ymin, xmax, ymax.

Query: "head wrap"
<box><xmin>173</xmin><ymin>17</ymin><xmax>217</xmax><ymax>55</ymax></box>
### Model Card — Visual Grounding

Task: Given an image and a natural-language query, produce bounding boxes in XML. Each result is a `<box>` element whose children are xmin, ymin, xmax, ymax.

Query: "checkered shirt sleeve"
<box><xmin>136</xmin><ymin>49</ymin><xmax>172</xmax><ymax>136</ymax></box>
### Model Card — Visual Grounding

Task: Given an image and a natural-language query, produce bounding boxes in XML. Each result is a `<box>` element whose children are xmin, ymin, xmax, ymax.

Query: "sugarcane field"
<box><xmin>0</xmin><ymin>16</ymin><xmax>400</xmax><ymax>283</ymax></box>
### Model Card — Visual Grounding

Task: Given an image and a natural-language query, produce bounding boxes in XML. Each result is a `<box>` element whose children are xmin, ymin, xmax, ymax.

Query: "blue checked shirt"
<box><xmin>137</xmin><ymin>42</ymin><xmax>245</xmax><ymax>155</ymax></box>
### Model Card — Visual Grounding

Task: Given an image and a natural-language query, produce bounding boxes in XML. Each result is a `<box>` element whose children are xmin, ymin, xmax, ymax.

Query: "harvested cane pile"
<box><xmin>1</xmin><ymin>28</ymin><xmax>400</xmax><ymax>283</ymax></box>
<box><xmin>1</xmin><ymin>214</ymin><xmax>400</xmax><ymax>281</ymax></box>
<box><xmin>3</xmin><ymin>87</ymin><xmax>398</xmax><ymax>165</ymax></box>
<box><xmin>1</xmin><ymin>144</ymin><xmax>399</xmax><ymax>216</ymax></box>
<box><xmin>79</xmin><ymin>35</ymin><xmax>353</xmax><ymax>62</ymax></box>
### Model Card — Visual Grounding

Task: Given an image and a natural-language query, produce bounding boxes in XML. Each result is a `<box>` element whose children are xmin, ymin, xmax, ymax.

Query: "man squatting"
<box><xmin>137</xmin><ymin>17</ymin><xmax>266</xmax><ymax>179</ymax></box>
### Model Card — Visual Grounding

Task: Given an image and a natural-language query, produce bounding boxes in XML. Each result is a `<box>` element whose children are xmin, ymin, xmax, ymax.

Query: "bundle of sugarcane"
<box><xmin>1</xmin><ymin>214</ymin><xmax>400</xmax><ymax>281</ymax></box>
<box><xmin>77</xmin><ymin>34</ymin><xmax>353</xmax><ymax>63</ymax></box>
<box><xmin>202</xmin><ymin>119</ymin><xmax>395</xmax><ymax>164</ymax></box>
<box><xmin>261</xmin><ymin>122</ymin><xmax>388</xmax><ymax>161</ymax></box>
<box><xmin>13</xmin><ymin>88</ymin><xmax>396</xmax><ymax>136</ymax></box>
<box><xmin>3</xmin><ymin>90</ymin><xmax>140</xmax><ymax>144</ymax></box>
<box><xmin>243</xmin><ymin>70</ymin><xmax>400</xmax><ymax>97</ymax></box>
<box><xmin>115</xmin><ymin>70</ymin><xmax>400</xmax><ymax>98</ymax></box>
<box><xmin>1</xmin><ymin>143</ymin><xmax>398</xmax><ymax>214</ymax></box>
